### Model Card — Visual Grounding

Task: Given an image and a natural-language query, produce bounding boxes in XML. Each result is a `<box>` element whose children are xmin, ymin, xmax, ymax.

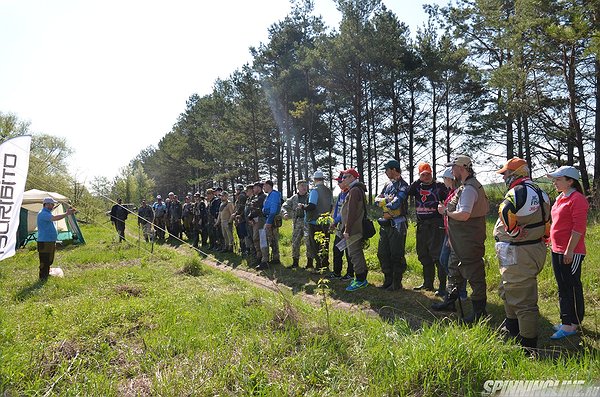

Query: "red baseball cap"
<box><xmin>342</xmin><ymin>168</ymin><xmax>360</xmax><ymax>179</ymax></box>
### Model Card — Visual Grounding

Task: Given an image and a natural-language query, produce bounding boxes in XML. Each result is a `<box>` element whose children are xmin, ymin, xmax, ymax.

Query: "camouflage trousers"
<box><xmin>291</xmin><ymin>219</ymin><xmax>308</xmax><ymax>259</ymax></box>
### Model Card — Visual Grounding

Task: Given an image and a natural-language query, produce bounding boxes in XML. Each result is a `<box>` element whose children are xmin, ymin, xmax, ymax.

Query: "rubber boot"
<box><xmin>500</xmin><ymin>317</ymin><xmax>520</xmax><ymax>337</ymax></box>
<box><xmin>432</xmin><ymin>288</ymin><xmax>458</xmax><ymax>311</ymax></box>
<box><xmin>414</xmin><ymin>263</ymin><xmax>435</xmax><ymax>290</ymax></box>
<box><xmin>291</xmin><ymin>257</ymin><xmax>299</xmax><ymax>268</ymax></box>
<box><xmin>437</xmin><ymin>262</ymin><xmax>447</xmax><ymax>294</ymax></box>
<box><xmin>517</xmin><ymin>335</ymin><xmax>538</xmax><ymax>357</ymax></box>
<box><xmin>462</xmin><ymin>299</ymin><xmax>487</xmax><ymax>324</ymax></box>
<box><xmin>379</xmin><ymin>273</ymin><xmax>392</xmax><ymax>289</ymax></box>
<box><xmin>387</xmin><ymin>273</ymin><xmax>403</xmax><ymax>291</ymax></box>
<box><xmin>306</xmin><ymin>257</ymin><xmax>314</xmax><ymax>269</ymax></box>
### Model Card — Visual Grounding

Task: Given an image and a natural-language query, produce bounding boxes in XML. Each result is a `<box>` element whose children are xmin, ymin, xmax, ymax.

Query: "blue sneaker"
<box><xmin>346</xmin><ymin>279</ymin><xmax>368</xmax><ymax>291</ymax></box>
<box><xmin>550</xmin><ymin>328</ymin><xmax>577</xmax><ymax>340</ymax></box>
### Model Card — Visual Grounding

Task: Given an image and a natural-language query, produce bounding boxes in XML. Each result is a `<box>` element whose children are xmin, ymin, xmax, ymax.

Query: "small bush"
<box><xmin>181</xmin><ymin>257</ymin><xmax>204</xmax><ymax>277</ymax></box>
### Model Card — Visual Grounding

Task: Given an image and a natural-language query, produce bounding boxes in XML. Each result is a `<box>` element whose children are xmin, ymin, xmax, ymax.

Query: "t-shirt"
<box><xmin>37</xmin><ymin>207</ymin><xmax>57</xmax><ymax>242</ymax></box>
<box><xmin>456</xmin><ymin>185</ymin><xmax>478</xmax><ymax>213</ymax></box>
<box><xmin>550</xmin><ymin>189</ymin><xmax>588</xmax><ymax>255</ymax></box>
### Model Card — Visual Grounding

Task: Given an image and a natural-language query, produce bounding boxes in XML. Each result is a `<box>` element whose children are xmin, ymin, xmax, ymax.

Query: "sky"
<box><xmin>0</xmin><ymin>0</ymin><xmax>446</xmax><ymax>185</ymax></box>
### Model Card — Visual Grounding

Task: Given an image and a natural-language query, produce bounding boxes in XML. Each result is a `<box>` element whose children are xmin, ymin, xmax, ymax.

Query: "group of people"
<box><xmin>430</xmin><ymin>156</ymin><xmax>588</xmax><ymax>351</ymax></box>
<box><xmin>102</xmin><ymin>154</ymin><xmax>588</xmax><ymax>351</ymax></box>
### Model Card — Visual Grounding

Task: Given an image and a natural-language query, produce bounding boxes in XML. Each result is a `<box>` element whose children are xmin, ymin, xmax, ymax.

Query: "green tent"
<box><xmin>17</xmin><ymin>189</ymin><xmax>85</xmax><ymax>247</ymax></box>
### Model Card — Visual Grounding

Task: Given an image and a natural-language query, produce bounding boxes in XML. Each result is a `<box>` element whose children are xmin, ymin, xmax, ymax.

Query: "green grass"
<box><xmin>0</xmin><ymin>215</ymin><xmax>598</xmax><ymax>396</ymax></box>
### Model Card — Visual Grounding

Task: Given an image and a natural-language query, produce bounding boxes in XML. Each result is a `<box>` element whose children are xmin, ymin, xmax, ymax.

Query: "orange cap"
<box><xmin>496</xmin><ymin>157</ymin><xmax>527</xmax><ymax>174</ymax></box>
<box><xmin>418</xmin><ymin>162</ymin><xmax>432</xmax><ymax>175</ymax></box>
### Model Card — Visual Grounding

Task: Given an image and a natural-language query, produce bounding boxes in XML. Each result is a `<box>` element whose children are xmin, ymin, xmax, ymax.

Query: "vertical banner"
<box><xmin>0</xmin><ymin>136</ymin><xmax>32</xmax><ymax>261</ymax></box>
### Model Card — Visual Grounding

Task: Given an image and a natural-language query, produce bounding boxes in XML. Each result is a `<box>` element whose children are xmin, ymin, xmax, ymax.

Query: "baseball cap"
<box><xmin>382</xmin><ymin>159</ymin><xmax>401</xmax><ymax>170</ymax></box>
<box><xmin>445</xmin><ymin>155</ymin><xmax>472</xmax><ymax>168</ymax></box>
<box><xmin>496</xmin><ymin>157</ymin><xmax>527</xmax><ymax>174</ymax></box>
<box><xmin>253</xmin><ymin>181</ymin><xmax>264</xmax><ymax>188</ymax></box>
<box><xmin>206</xmin><ymin>188</ymin><xmax>215</xmax><ymax>194</ymax></box>
<box><xmin>313</xmin><ymin>170</ymin><xmax>325</xmax><ymax>179</ymax></box>
<box><xmin>156</xmin><ymin>195</ymin><xmax>162</xmax><ymax>199</ymax></box>
<box><xmin>437</xmin><ymin>167</ymin><xmax>454</xmax><ymax>180</ymax></box>
<box><xmin>235</xmin><ymin>184</ymin><xmax>244</xmax><ymax>190</ymax></box>
<box><xmin>418</xmin><ymin>162</ymin><xmax>432</xmax><ymax>175</ymax></box>
<box><xmin>43</xmin><ymin>197</ymin><xmax>58</xmax><ymax>204</ymax></box>
<box><xmin>334</xmin><ymin>172</ymin><xmax>344</xmax><ymax>183</ymax></box>
<box><xmin>547</xmin><ymin>166</ymin><xmax>580</xmax><ymax>180</ymax></box>
<box><xmin>193</xmin><ymin>192</ymin><xmax>201</xmax><ymax>197</ymax></box>
<box><xmin>342</xmin><ymin>168</ymin><xmax>360</xmax><ymax>179</ymax></box>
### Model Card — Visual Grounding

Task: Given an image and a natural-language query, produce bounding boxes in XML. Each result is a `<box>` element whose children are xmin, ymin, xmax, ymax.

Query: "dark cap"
<box><xmin>382</xmin><ymin>159</ymin><xmax>401</xmax><ymax>170</ymax></box>
<box><xmin>253</xmin><ymin>181</ymin><xmax>263</xmax><ymax>188</ymax></box>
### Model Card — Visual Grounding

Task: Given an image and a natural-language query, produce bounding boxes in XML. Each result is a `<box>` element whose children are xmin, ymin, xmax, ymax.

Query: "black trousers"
<box><xmin>38</xmin><ymin>242</ymin><xmax>56</xmax><ymax>279</ymax></box>
<box><xmin>114</xmin><ymin>221</ymin><xmax>125</xmax><ymax>241</ymax></box>
<box><xmin>552</xmin><ymin>252</ymin><xmax>585</xmax><ymax>325</ymax></box>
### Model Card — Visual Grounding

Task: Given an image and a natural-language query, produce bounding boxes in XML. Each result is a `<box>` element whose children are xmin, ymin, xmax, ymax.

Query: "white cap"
<box><xmin>437</xmin><ymin>167</ymin><xmax>454</xmax><ymax>180</ymax></box>
<box><xmin>43</xmin><ymin>197</ymin><xmax>58</xmax><ymax>204</ymax></box>
<box><xmin>547</xmin><ymin>166</ymin><xmax>580</xmax><ymax>180</ymax></box>
<box><xmin>312</xmin><ymin>170</ymin><xmax>324</xmax><ymax>179</ymax></box>
<box><xmin>156</xmin><ymin>195</ymin><xmax>162</xmax><ymax>199</ymax></box>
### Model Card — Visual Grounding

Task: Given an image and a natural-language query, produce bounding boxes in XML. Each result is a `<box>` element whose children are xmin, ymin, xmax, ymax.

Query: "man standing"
<box><xmin>168</xmin><ymin>194</ymin><xmax>183</xmax><ymax>239</ymax></box>
<box><xmin>191</xmin><ymin>192</ymin><xmax>207</xmax><ymax>249</ymax></box>
<box><xmin>216</xmin><ymin>191</ymin><xmax>235</xmax><ymax>252</ymax></box>
<box><xmin>330</xmin><ymin>173</ymin><xmax>354</xmax><ymax>280</ymax></box>
<box><xmin>152</xmin><ymin>195</ymin><xmax>167</xmax><ymax>240</ymax></box>
<box><xmin>233</xmin><ymin>184</ymin><xmax>248</xmax><ymax>255</ymax></box>
<box><xmin>375</xmin><ymin>160</ymin><xmax>410</xmax><ymax>291</ymax></box>
<box><xmin>243</xmin><ymin>185</ymin><xmax>256</xmax><ymax>259</ymax></box>
<box><xmin>247</xmin><ymin>182</ymin><xmax>267</xmax><ymax>268</ymax></box>
<box><xmin>261</xmin><ymin>180</ymin><xmax>282</xmax><ymax>268</ymax></box>
<box><xmin>339</xmin><ymin>169</ymin><xmax>369</xmax><ymax>291</ymax></box>
<box><xmin>301</xmin><ymin>170</ymin><xmax>333</xmax><ymax>272</ymax></box>
<box><xmin>407</xmin><ymin>162</ymin><xmax>448</xmax><ymax>292</ymax></box>
<box><xmin>206</xmin><ymin>189</ymin><xmax>222</xmax><ymax>250</ymax></box>
<box><xmin>37</xmin><ymin>197</ymin><xmax>75</xmax><ymax>279</ymax></box>
<box><xmin>282</xmin><ymin>180</ymin><xmax>309</xmax><ymax>268</ymax></box>
<box><xmin>433</xmin><ymin>155</ymin><xmax>489</xmax><ymax>323</ymax></box>
<box><xmin>138</xmin><ymin>199</ymin><xmax>154</xmax><ymax>242</ymax></box>
<box><xmin>110</xmin><ymin>198</ymin><xmax>128</xmax><ymax>242</ymax></box>
<box><xmin>494</xmin><ymin>157</ymin><xmax>550</xmax><ymax>350</ymax></box>
<box><xmin>181</xmin><ymin>195</ymin><xmax>194</xmax><ymax>240</ymax></box>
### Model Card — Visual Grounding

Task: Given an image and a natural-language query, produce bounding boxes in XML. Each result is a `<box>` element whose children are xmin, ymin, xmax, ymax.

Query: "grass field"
<box><xmin>1</xmin><ymin>212</ymin><xmax>598</xmax><ymax>396</ymax></box>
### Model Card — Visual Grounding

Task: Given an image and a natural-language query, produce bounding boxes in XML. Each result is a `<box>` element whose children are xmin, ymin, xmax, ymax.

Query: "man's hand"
<box><xmin>343</xmin><ymin>232</ymin><xmax>350</xmax><ymax>240</ymax></box>
<box><xmin>283</xmin><ymin>214</ymin><xmax>289</xmax><ymax>220</ymax></box>
<box><xmin>265</xmin><ymin>223</ymin><xmax>272</xmax><ymax>230</ymax></box>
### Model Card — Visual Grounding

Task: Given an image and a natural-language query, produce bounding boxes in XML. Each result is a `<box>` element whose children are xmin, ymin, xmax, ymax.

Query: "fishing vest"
<box><xmin>306</xmin><ymin>183</ymin><xmax>333</xmax><ymax>224</ymax></box>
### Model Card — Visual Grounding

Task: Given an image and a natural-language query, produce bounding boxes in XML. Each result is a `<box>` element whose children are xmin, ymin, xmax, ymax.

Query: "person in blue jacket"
<box><xmin>259</xmin><ymin>180</ymin><xmax>282</xmax><ymax>269</ymax></box>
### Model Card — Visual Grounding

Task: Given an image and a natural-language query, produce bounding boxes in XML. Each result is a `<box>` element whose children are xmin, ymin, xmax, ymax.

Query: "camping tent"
<box><xmin>17</xmin><ymin>189</ymin><xmax>85</xmax><ymax>247</ymax></box>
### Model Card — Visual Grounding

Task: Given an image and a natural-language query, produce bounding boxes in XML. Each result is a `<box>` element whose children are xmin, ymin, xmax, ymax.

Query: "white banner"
<box><xmin>0</xmin><ymin>136</ymin><xmax>32</xmax><ymax>261</ymax></box>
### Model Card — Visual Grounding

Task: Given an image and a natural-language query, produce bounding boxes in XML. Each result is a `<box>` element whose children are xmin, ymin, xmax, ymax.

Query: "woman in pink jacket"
<box><xmin>547</xmin><ymin>166</ymin><xmax>589</xmax><ymax>340</ymax></box>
